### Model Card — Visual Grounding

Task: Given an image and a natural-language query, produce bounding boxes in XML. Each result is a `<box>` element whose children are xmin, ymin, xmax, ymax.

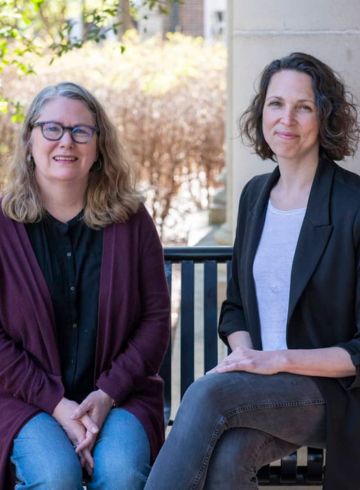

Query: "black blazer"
<box><xmin>219</xmin><ymin>158</ymin><xmax>360</xmax><ymax>489</ymax></box>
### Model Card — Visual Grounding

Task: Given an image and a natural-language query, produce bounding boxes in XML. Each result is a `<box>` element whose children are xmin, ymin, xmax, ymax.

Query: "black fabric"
<box><xmin>26</xmin><ymin>212</ymin><xmax>103</xmax><ymax>402</ymax></box>
<box><xmin>218</xmin><ymin>158</ymin><xmax>360</xmax><ymax>489</ymax></box>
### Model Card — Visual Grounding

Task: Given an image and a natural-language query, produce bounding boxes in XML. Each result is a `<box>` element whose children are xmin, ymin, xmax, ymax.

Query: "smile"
<box><xmin>53</xmin><ymin>156</ymin><xmax>77</xmax><ymax>162</ymax></box>
<box><xmin>275</xmin><ymin>131</ymin><xmax>298</xmax><ymax>140</ymax></box>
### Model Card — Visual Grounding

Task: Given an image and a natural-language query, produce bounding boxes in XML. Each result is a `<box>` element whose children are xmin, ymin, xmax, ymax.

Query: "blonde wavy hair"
<box><xmin>1</xmin><ymin>82</ymin><xmax>140</xmax><ymax>227</ymax></box>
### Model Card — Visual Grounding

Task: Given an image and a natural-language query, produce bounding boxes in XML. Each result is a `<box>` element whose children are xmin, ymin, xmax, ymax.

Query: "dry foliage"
<box><xmin>0</xmin><ymin>32</ymin><xmax>226</xmax><ymax>242</ymax></box>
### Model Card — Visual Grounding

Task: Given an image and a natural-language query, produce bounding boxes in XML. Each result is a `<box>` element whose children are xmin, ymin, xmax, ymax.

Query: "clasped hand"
<box><xmin>52</xmin><ymin>389</ymin><xmax>113</xmax><ymax>475</ymax></box>
<box><xmin>207</xmin><ymin>347</ymin><xmax>283</xmax><ymax>375</ymax></box>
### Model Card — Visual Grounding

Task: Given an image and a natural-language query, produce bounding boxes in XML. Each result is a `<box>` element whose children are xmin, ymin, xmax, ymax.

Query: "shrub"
<box><xmin>0</xmin><ymin>32</ymin><xmax>226</xmax><ymax>242</ymax></box>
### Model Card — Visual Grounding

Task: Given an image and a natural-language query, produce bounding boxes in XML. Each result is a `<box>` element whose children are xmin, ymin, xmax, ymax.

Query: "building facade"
<box><xmin>217</xmin><ymin>0</ymin><xmax>360</xmax><ymax>244</ymax></box>
<box><xmin>138</xmin><ymin>0</ymin><xmax>226</xmax><ymax>41</ymax></box>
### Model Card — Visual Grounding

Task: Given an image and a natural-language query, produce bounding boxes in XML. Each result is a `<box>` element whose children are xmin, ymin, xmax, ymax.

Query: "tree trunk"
<box><xmin>118</xmin><ymin>0</ymin><xmax>134</xmax><ymax>38</ymax></box>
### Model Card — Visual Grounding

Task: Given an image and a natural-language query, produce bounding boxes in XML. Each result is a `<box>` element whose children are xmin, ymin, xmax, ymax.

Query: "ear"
<box><xmin>27</xmin><ymin>133</ymin><xmax>33</xmax><ymax>153</ymax></box>
<box><xmin>26</xmin><ymin>137</ymin><xmax>33</xmax><ymax>163</ymax></box>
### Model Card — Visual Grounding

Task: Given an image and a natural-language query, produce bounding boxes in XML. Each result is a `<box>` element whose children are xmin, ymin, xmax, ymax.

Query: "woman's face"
<box><xmin>30</xmin><ymin>96</ymin><xmax>98</xmax><ymax>191</ymax></box>
<box><xmin>262</xmin><ymin>69</ymin><xmax>320</xmax><ymax>164</ymax></box>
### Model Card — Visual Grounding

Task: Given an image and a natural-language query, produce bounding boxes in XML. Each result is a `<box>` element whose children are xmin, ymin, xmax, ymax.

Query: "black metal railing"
<box><xmin>161</xmin><ymin>246</ymin><xmax>324</xmax><ymax>486</ymax></box>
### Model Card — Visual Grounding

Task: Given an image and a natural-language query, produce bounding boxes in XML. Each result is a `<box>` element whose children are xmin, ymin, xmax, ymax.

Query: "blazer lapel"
<box><xmin>287</xmin><ymin>159</ymin><xmax>335</xmax><ymax>322</ymax></box>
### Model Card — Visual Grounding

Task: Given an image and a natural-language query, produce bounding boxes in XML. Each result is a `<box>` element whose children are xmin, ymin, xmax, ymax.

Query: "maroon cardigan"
<box><xmin>0</xmin><ymin>203</ymin><xmax>170</xmax><ymax>489</ymax></box>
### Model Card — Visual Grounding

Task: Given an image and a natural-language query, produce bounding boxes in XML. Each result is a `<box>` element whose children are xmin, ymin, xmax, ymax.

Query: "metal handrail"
<box><xmin>164</xmin><ymin>245</ymin><xmax>232</xmax><ymax>262</ymax></box>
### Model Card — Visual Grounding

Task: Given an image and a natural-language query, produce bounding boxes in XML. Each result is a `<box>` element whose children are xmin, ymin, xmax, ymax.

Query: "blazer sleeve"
<box><xmin>218</xmin><ymin>180</ymin><xmax>252</xmax><ymax>346</ymax></box>
<box><xmin>336</xmin><ymin>208</ymin><xmax>360</xmax><ymax>390</ymax></box>
<box><xmin>96</xmin><ymin>208</ymin><xmax>170</xmax><ymax>404</ymax></box>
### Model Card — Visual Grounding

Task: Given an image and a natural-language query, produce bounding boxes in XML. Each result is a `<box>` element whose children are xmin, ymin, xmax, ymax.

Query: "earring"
<box><xmin>26</xmin><ymin>154</ymin><xmax>35</xmax><ymax>168</ymax></box>
<box><xmin>92</xmin><ymin>160</ymin><xmax>102</xmax><ymax>172</ymax></box>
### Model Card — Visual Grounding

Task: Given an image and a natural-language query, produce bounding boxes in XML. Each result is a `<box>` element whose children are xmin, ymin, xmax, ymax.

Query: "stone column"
<box><xmin>223</xmin><ymin>0</ymin><xmax>360</xmax><ymax>239</ymax></box>
<box><xmin>214</xmin><ymin>0</ymin><xmax>234</xmax><ymax>245</ymax></box>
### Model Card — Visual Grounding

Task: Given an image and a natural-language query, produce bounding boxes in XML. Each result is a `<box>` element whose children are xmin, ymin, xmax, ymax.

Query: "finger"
<box><xmin>85</xmin><ymin>460</ymin><xmax>93</xmax><ymax>476</ymax></box>
<box><xmin>78</xmin><ymin>414</ymin><xmax>99</xmax><ymax>434</ymax></box>
<box><xmin>71</xmin><ymin>400</ymin><xmax>92</xmax><ymax>419</ymax></box>
<box><xmin>206</xmin><ymin>366</ymin><xmax>219</xmax><ymax>374</ymax></box>
<box><xmin>213</xmin><ymin>362</ymin><xmax>240</xmax><ymax>373</ymax></box>
<box><xmin>82</xmin><ymin>448</ymin><xmax>94</xmax><ymax>475</ymax></box>
<box><xmin>85</xmin><ymin>461</ymin><xmax>93</xmax><ymax>476</ymax></box>
<box><xmin>76</xmin><ymin>431</ymin><xmax>96</xmax><ymax>453</ymax></box>
<box><xmin>206</xmin><ymin>360</ymin><xmax>232</xmax><ymax>374</ymax></box>
<box><xmin>76</xmin><ymin>440</ymin><xmax>89</xmax><ymax>453</ymax></box>
<box><xmin>78</xmin><ymin>449</ymin><xmax>93</xmax><ymax>474</ymax></box>
<box><xmin>79</xmin><ymin>452</ymin><xmax>86</xmax><ymax>468</ymax></box>
<box><xmin>208</xmin><ymin>361</ymin><xmax>228</xmax><ymax>371</ymax></box>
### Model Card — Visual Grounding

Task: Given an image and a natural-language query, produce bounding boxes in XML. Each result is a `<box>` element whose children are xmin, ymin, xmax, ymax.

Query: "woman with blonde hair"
<box><xmin>0</xmin><ymin>81</ymin><xmax>170</xmax><ymax>490</ymax></box>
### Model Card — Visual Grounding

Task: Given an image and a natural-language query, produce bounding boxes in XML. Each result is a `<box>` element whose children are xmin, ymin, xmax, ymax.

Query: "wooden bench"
<box><xmin>161</xmin><ymin>246</ymin><xmax>325</xmax><ymax>486</ymax></box>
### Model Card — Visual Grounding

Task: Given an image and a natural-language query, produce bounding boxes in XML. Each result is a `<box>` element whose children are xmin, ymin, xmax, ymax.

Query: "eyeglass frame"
<box><xmin>32</xmin><ymin>121</ymin><xmax>99</xmax><ymax>144</ymax></box>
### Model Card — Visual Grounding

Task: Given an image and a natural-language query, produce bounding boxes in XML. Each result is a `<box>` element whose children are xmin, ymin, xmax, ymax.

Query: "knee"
<box><xmin>92</xmin><ymin>458</ymin><xmax>150</xmax><ymax>490</ymax></box>
<box><xmin>181</xmin><ymin>373</ymin><xmax>225</xmax><ymax>412</ymax></box>
<box><xmin>89</xmin><ymin>409</ymin><xmax>151</xmax><ymax>489</ymax></box>
<box><xmin>28</xmin><ymin>454</ymin><xmax>82</xmax><ymax>490</ymax></box>
<box><xmin>45</xmin><ymin>455</ymin><xmax>82</xmax><ymax>489</ymax></box>
<box><xmin>113</xmin><ymin>463</ymin><xmax>150</xmax><ymax>490</ymax></box>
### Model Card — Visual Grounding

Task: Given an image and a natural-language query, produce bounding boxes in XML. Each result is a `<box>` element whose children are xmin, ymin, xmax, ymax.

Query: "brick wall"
<box><xmin>164</xmin><ymin>0</ymin><xmax>204</xmax><ymax>36</ymax></box>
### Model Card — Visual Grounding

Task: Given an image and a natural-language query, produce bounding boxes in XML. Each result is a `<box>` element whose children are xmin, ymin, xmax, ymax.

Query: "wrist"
<box><xmin>228</xmin><ymin>331</ymin><xmax>253</xmax><ymax>350</ymax></box>
<box><xmin>52</xmin><ymin>396</ymin><xmax>66</xmax><ymax>417</ymax></box>
<box><xmin>97</xmin><ymin>389</ymin><xmax>115</xmax><ymax>407</ymax></box>
<box><xmin>277</xmin><ymin>349</ymin><xmax>291</xmax><ymax>372</ymax></box>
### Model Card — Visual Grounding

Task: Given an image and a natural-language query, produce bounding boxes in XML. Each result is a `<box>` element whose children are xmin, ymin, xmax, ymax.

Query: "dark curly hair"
<box><xmin>240</xmin><ymin>52</ymin><xmax>359</xmax><ymax>161</ymax></box>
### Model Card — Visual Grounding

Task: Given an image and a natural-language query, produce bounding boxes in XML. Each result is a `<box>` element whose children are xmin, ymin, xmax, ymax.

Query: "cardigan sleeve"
<box><xmin>0</xmin><ymin>324</ymin><xmax>64</xmax><ymax>413</ymax></box>
<box><xmin>96</xmin><ymin>207</ymin><xmax>170</xmax><ymax>404</ymax></box>
<box><xmin>0</xmin><ymin>213</ymin><xmax>64</xmax><ymax>414</ymax></box>
<box><xmin>218</xmin><ymin>180</ymin><xmax>252</xmax><ymax>346</ymax></box>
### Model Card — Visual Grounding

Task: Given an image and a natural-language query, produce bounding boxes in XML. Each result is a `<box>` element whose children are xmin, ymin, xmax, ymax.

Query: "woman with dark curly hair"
<box><xmin>145</xmin><ymin>52</ymin><xmax>360</xmax><ymax>490</ymax></box>
<box><xmin>0</xmin><ymin>82</ymin><xmax>170</xmax><ymax>490</ymax></box>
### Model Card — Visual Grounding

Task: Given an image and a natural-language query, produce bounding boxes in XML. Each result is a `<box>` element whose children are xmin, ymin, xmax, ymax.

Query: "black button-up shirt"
<box><xmin>26</xmin><ymin>212</ymin><xmax>103</xmax><ymax>403</ymax></box>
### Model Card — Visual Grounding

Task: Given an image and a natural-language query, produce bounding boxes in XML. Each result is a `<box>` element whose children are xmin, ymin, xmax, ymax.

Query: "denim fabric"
<box><xmin>87</xmin><ymin>408</ymin><xmax>151</xmax><ymax>490</ymax></box>
<box><xmin>145</xmin><ymin>372</ymin><xmax>326</xmax><ymax>490</ymax></box>
<box><xmin>11</xmin><ymin>408</ymin><xmax>151</xmax><ymax>490</ymax></box>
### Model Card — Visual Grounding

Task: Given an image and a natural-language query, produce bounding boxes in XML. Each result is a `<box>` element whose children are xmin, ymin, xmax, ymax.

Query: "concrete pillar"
<box><xmin>223</xmin><ymin>0</ymin><xmax>360</xmax><ymax>240</ymax></box>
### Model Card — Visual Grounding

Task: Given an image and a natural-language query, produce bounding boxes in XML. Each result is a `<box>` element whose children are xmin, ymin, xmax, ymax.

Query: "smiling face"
<box><xmin>30</xmin><ymin>96</ymin><xmax>98</xmax><ymax>192</ymax></box>
<box><xmin>262</xmin><ymin>69</ymin><xmax>320</xmax><ymax>165</ymax></box>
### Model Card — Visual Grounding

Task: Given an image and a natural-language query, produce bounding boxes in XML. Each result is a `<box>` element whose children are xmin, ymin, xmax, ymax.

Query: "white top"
<box><xmin>253</xmin><ymin>200</ymin><xmax>306</xmax><ymax>351</ymax></box>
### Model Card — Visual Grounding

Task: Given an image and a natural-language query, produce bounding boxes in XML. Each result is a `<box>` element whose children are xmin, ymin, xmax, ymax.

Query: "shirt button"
<box><xmin>70</xmin><ymin>286</ymin><xmax>75</xmax><ymax>292</ymax></box>
<box><xmin>66</xmin><ymin>252</ymin><xmax>72</xmax><ymax>258</ymax></box>
<box><xmin>72</xmin><ymin>323</ymin><xmax>78</xmax><ymax>329</ymax></box>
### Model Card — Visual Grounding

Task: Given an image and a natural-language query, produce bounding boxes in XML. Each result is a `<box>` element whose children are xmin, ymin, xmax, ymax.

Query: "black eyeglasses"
<box><xmin>32</xmin><ymin>121</ymin><xmax>99</xmax><ymax>144</ymax></box>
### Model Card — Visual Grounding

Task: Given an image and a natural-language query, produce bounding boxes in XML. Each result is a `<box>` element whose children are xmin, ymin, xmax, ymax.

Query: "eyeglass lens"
<box><xmin>42</xmin><ymin>122</ymin><xmax>94</xmax><ymax>143</ymax></box>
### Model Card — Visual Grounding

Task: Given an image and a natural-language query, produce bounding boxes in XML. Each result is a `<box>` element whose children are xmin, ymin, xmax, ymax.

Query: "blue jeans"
<box><xmin>145</xmin><ymin>372</ymin><xmax>326</xmax><ymax>490</ymax></box>
<box><xmin>11</xmin><ymin>408</ymin><xmax>151</xmax><ymax>490</ymax></box>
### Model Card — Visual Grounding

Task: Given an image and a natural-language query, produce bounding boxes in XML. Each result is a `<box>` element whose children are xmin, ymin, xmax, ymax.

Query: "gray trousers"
<box><xmin>145</xmin><ymin>372</ymin><xmax>326</xmax><ymax>490</ymax></box>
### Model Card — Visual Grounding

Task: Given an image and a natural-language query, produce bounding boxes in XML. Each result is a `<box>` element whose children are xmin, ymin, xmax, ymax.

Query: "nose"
<box><xmin>59</xmin><ymin>128</ymin><xmax>74</xmax><ymax>146</ymax></box>
<box><xmin>280</xmin><ymin>106</ymin><xmax>295</xmax><ymax>125</ymax></box>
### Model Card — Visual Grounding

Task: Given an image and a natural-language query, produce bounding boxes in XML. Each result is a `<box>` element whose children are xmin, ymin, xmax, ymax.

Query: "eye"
<box><xmin>72</xmin><ymin>126</ymin><xmax>92</xmax><ymax>136</ymax></box>
<box><xmin>297</xmin><ymin>104</ymin><xmax>313</xmax><ymax>112</ymax></box>
<box><xmin>44</xmin><ymin>123</ymin><xmax>62</xmax><ymax>133</ymax></box>
<box><xmin>267</xmin><ymin>100</ymin><xmax>282</xmax><ymax>107</ymax></box>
